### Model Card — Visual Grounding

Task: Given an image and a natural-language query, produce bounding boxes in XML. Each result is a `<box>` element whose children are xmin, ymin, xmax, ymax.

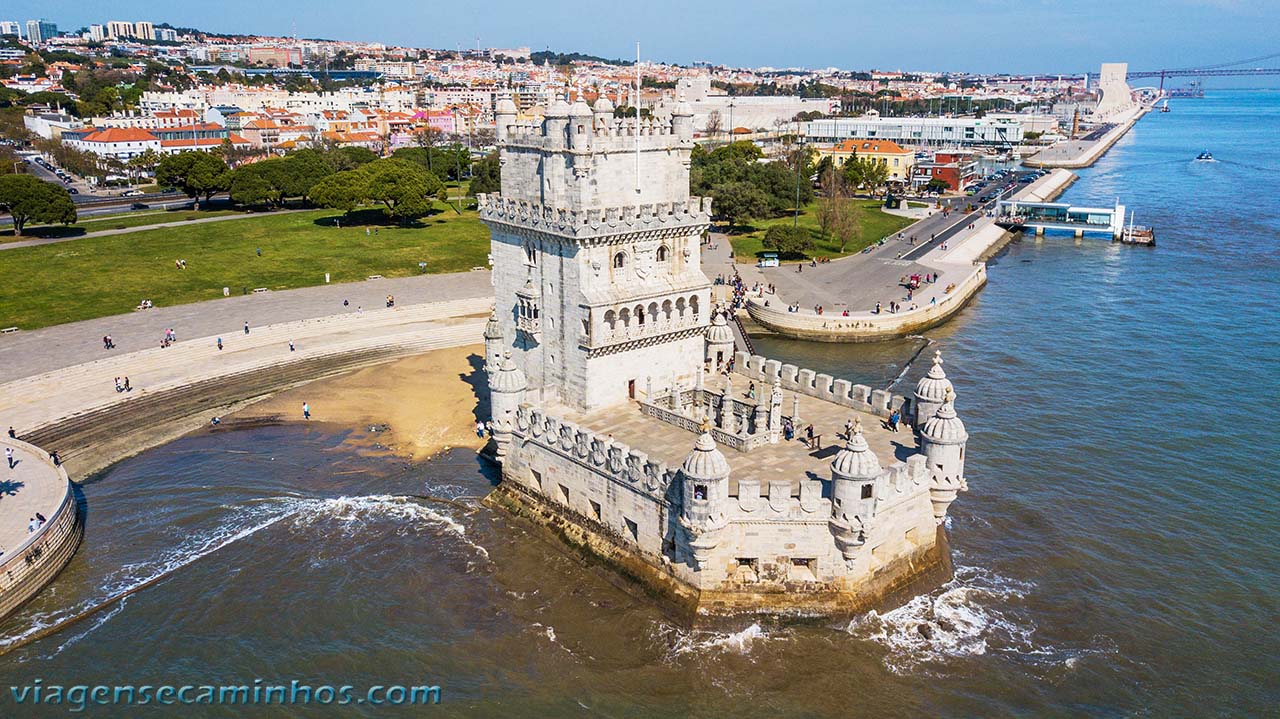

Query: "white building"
<box><xmin>0</xmin><ymin>21</ymin><xmax>22</xmax><ymax>38</ymax></box>
<box><xmin>805</xmin><ymin>111</ymin><xmax>1025</xmax><ymax>147</ymax></box>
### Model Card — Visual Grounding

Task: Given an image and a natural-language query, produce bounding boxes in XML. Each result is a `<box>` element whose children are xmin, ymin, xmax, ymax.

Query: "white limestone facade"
<box><xmin>482</xmin><ymin>96</ymin><xmax>969</xmax><ymax>618</ymax></box>
<box><xmin>480</xmin><ymin>95</ymin><xmax>711</xmax><ymax>410</ymax></box>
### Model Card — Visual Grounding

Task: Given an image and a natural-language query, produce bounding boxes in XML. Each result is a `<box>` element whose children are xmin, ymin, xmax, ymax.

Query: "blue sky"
<box><xmin>8</xmin><ymin>0</ymin><xmax>1278</xmax><ymax>79</ymax></box>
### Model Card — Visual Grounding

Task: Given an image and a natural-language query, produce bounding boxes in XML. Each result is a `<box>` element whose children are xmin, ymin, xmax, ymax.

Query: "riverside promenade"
<box><xmin>1023</xmin><ymin>105</ymin><xmax>1150</xmax><ymax>169</ymax></box>
<box><xmin>0</xmin><ymin>271</ymin><xmax>496</xmax><ymax>478</ymax></box>
<box><xmin>733</xmin><ymin>169</ymin><xmax>1077</xmax><ymax>342</ymax></box>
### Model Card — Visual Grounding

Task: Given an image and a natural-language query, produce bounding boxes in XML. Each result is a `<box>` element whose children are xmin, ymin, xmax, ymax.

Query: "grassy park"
<box><xmin>727</xmin><ymin>200</ymin><xmax>916</xmax><ymax>262</ymax></box>
<box><xmin>2</xmin><ymin>207</ymin><xmax>247</xmax><ymax>241</ymax></box>
<box><xmin>0</xmin><ymin>204</ymin><xmax>489</xmax><ymax>330</ymax></box>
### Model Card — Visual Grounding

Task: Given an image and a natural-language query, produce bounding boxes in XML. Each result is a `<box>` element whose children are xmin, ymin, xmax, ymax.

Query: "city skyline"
<box><xmin>6</xmin><ymin>0</ymin><xmax>1278</xmax><ymax>77</ymax></box>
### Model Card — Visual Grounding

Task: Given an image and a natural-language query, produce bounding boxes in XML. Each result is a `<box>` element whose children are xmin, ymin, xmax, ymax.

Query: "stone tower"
<box><xmin>480</xmin><ymin>95</ymin><xmax>712</xmax><ymax>411</ymax></box>
<box><xmin>919</xmin><ymin>387</ymin><xmax>968</xmax><ymax>523</ymax></box>
<box><xmin>488</xmin><ymin>351</ymin><xmax>527</xmax><ymax>459</ymax></box>
<box><xmin>704</xmin><ymin>311</ymin><xmax>736</xmax><ymax>372</ymax></box>
<box><xmin>913</xmin><ymin>350</ymin><xmax>953</xmax><ymax>430</ymax></box>
<box><xmin>829</xmin><ymin>418</ymin><xmax>881</xmax><ymax>562</ymax></box>
<box><xmin>483</xmin><ymin>307</ymin><xmax>504</xmax><ymax>373</ymax></box>
<box><xmin>677</xmin><ymin>423</ymin><xmax>730</xmax><ymax>569</ymax></box>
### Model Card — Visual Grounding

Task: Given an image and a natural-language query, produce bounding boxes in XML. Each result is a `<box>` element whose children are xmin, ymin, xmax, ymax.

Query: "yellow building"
<box><xmin>818</xmin><ymin>139</ymin><xmax>914</xmax><ymax>183</ymax></box>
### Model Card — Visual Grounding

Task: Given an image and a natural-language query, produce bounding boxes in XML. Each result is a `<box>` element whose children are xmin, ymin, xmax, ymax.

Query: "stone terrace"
<box><xmin>557</xmin><ymin>373</ymin><xmax>918</xmax><ymax>496</ymax></box>
<box><xmin>0</xmin><ymin>439</ymin><xmax>67</xmax><ymax>559</ymax></box>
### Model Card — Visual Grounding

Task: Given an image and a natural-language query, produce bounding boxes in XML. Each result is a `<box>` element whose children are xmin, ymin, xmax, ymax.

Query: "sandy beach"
<box><xmin>228</xmin><ymin>343</ymin><xmax>491</xmax><ymax>460</ymax></box>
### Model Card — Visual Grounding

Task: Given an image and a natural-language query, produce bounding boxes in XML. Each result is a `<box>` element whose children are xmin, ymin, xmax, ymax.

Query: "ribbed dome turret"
<box><xmin>681</xmin><ymin>430</ymin><xmax>730</xmax><ymax>481</ymax></box>
<box><xmin>705</xmin><ymin>312</ymin><xmax>734</xmax><ymax>345</ymax></box>
<box><xmin>593</xmin><ymin>97</ymin><xmax>614</xmax><ymax>114</ymax></box>
<box><xmin>832</xmin><ymin>419</ymin><xmax>882</xmax><ymax>479</ymax></box>
<box><xmin>673</xmin><ymin>93</ymin><xmax>694</xmax><ymax>118</ymax></box>
<box><xmin>546</xmin><ymin>98</ymin><xmax>571</xmax><ymax>117</ymax></box>
<box><xmin>569</xmin><ymin>100</ymin><xmax>592</xmax><ymax>117</ymax></box>
<box><xmin>914</xmin><ymin>350</ymin><xmax>953</xmax><ymax>405</ymax></box>
<box><xmin>484</xmin><ymin>308</ymin><xmax>503</xmax><ymax>340</ymax></box>
<box><xmin>921</xmin><ymin>388</ymin><xmax>967</xmax><ymax>444</ymax></box>
<box><xmin>495</xmin><ymin>98</ymin><xmax>517</xmax><ymax>115</ymax></box>
<box><xmin>491</xmin><ymin>352</ymin><xmax>527</xmax><ymax>394</ymax></box>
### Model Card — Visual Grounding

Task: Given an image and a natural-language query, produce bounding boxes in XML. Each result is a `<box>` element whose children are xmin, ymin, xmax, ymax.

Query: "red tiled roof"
<box><xmin>832</xmin><ymin>139</ymin><xmax>911</xmax><ymax>154</ymax></box>
<box><xmin>81</xmin><ymin>127</ymin><xmax>158</xmax><ymax>143</ymax></box>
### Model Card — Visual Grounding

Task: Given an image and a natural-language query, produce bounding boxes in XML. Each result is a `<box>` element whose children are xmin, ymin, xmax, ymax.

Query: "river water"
<box><xmin>1</xmin><ymin>91</ymin><xmax>1277</xmax><ymax>717</ymax></box>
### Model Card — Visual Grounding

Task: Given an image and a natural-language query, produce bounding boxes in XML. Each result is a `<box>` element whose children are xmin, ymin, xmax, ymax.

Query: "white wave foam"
<box><xmin>0</xmin><ymin>493</ymin><xmax>485</xmax><ymax>655</ymax></box>
<box><xmin>667</xmin><ymin>622</ymin><xmax>770</xmax><ymax>658</ymax></box>
<box><xmin>846</xmin><ymin>564</ymin><xmax>1036</xmax><ymax>673</ymax></box>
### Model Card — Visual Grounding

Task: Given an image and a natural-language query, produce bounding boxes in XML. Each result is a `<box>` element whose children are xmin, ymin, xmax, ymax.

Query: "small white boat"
<box><xmin>1195</xmin><ymin>151</ymin><xmax>1214</xmax><ymax>161</ymax></box>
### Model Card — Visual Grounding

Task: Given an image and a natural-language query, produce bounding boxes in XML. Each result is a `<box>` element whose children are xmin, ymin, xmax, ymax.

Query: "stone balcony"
<box><xmin>581</xmin><ymin>313</ymin><xmax>704</xmax><ymax>350</ymax></box>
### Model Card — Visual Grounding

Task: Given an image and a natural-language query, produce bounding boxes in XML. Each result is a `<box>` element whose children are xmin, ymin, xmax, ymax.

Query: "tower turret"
<box><xmin>704</xmin><ymin>311</ymin><xmax>735</xmax><ymax>372</ymax></box>
<box><xmin>494</xmin><ymin>98</ymin><xmax>517</xmax><ymax>143</ymax></box>
<box><xmin>919</xmin><ymin>387</ymin><xmax>968</xmax><ymax>523</ymax></box>
<box><xmin>829</xmin><ymin>418</ymin><xmax>882</xmax><ymax>561</ymax></box>
<box><xmin>672</xmin><ymin>94</ymin><xmax>694</xmax><ymax>143</ymax></box>
<box><xmin>484</xmin><ymin>306</ymin><xmax>504</xmax><ymax>374</ymax></box>
<box><xmin>544</xmin><ymin>98</ymin><xmax>570</xmax><ymax>147</ymax></box>
<box><xmin>913</xmin><ymin>350</ymin><xmax>952</xmax><ymax>429</ymax></box>
<box><xmin>488</xmin><ymin>351</ymin><xmax>528</xmax><ymax>459</ymax></box>
<box><xmin>567</xmin><ymin>100</ymin><xmax>593</xmax><ymax>151</ymax></box>
<box><xmin>592</xmin><ymin>96</ymin><xmax>614</xmax><ymax>130</ymax></box>
<box><xmin>678</xmin><ymin>420</ymin><xmax>730</xmax><ymax>568</ymax></box>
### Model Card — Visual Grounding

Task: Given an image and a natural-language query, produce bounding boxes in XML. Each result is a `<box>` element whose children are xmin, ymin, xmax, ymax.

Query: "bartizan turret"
<box><xmin>483</xmin><ymin>306</ymin><xmax>504</xmax><ymax>373</ymax></box>
<box><xmin>913</xmin><ymin>350</ymin><xmax>953</xmax><ymax>430</ymax></box>
<box><xmin>489</xmin><ymin>351</ymin><xmax>527</xmax><ymax>459</ymax></box>
<box><xmin>919</xmin><ymin>387</ymin><xmax>968</xmax><ymax>523</ymax></box>
<box><xmin>829</xmin><ymin>418</ymin><xmax>882</xmax><ymax>562</ymax></box>
<box><xmin>704</xmin><ymin>311</ymin><xmax>735</xmax><ymax>372</ymax></box>
<box><xmin>677</xmin><ymin>421</ymin><xmax>730</xmax><ymax>569</ymax></box>
<box><xmin>494</xmin><ymin>97</ymin><xmax>518</xmax><ymax>143</ymax></box>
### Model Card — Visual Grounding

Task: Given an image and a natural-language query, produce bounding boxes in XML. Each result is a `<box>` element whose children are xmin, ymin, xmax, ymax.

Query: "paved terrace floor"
<box><xmin>559</xmin><ymin>372</ymin><xmax>918</xmax><ymax>495</ymax></box>
<box><xmin>0</xmin><ymin>440</ymin><xmax>66</xmax><ymax>560</ymax></box>
<box><xmin>0</xmin><ymin>270</ymin><xmax>493</xmax><ymax>384</ymax></box>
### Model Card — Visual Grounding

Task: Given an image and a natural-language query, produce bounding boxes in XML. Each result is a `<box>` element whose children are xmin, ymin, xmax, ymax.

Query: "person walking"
<box><xmin>5</xmin><ymin>447</ymin><xmax>14</xmax><ymax>469</ymax></box>
<box><xmin>216</xmin><ymin>337</ymin><xmax>223</xmax><ymax>351</ymax></box>
<box><xmin>302</xmin><ymin>402</ymin><xmax>311</xmax><ymax>420</ymax></box>
<box><xmin>289</xmin><ymin>341</ymin><xmax>295</xmax><ymax>352</ymax></box>
<box><xmin>889</xmin><ymin>408</ymin><xmax>901</xmax><ymax>433</ymax></box>
<box><xmin>244</xmin><ymin>322</ymin><xmax>250</xmax><ymax>335</ymax></box>
<box><xmin>7</xmin><ymin>426</ymin><xmax>15</xmax><ymax>439</ymax></box>
<box><xmin>475</xmin><ymin>421</ymin><xmax>485</xmax><ymax>438</ymax></box>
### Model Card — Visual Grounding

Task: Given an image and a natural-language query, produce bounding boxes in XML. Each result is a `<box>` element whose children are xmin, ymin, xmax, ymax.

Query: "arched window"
<box><xmin>675</xmin><ymin>297</ymin><xmax>687</xmax><ymax>317</ymax></box>
<box><xmin>690</xmin><ymin>295</ymin><xmax>700</xmax><ymax>315</ymax></box>
<box><xmin>613</xmin><ymin>252</ymin><xmax>626</xmax><ymax>269</ymax></box>
<box><xmin>635</xmin><ymin>304</ymin><xmax>646</xmax><ymax>326</ymax></box>
<box><xmin>524</xmin><ymin>241</ymin><xmax>537</xmax><ymax>265</ymax></box>
<box><xmin>647</xmin><ymin>302</ymin><xmax>659</xmax><ymax>322</ymax></box>
<box><xmin>656</xmin><ymin>245</ymin><xmax>669</xmax><ymax>262</ymax></box>
<box><xmin>661</xmin><ymin>299</ymin><xmax>673</xmax><ymax>320</ymax></box>
<box><xmin>577</xmin><ymin>124</ymin><xmax>585</xmax><ymax>134</ymax></box>
<box><xmin>619</xmin><ymin>308</ymin><xmax>631</xmax><ymax>326</ymax></box>
<box><xmin>604</xmin><ymin>309</ymin><xmax>617</xmax><ymax>330</ymax></box>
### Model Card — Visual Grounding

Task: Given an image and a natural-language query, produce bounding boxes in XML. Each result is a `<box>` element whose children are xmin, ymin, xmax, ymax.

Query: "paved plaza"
<box><xmin>0</xmin><ymin>440</ymin><xmax>66</xmax><ymax>560</ymax></box>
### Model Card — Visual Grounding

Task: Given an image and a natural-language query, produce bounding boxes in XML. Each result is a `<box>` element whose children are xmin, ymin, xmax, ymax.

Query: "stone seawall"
<box><xmin>746</xmin><ymin>263</ymin><xmax>990</xmax><ymax>343</ymax></box>
<box><xmin>0</xmin><ymin>441</ymin><xmax>84</xmax><ymax>621</ymax></box>
<box><xmin>1023</xmin><ymin>107</ymin><xmax>1149</xmax><ymax>169</ymax></box>
<box><xmin>747</xmin><ymin>167</ymin><xmax>1077</xmax><ymax>343</ymax></box>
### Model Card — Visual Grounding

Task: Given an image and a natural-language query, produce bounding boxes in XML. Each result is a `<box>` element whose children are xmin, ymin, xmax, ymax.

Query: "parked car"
<box><xmin>121</xmin><ymin>189</ymin><xmax>144</xmax><ymax>197</ymax></box>
<box><xmin>68</xmin><ymin>187</ymin><xmax>79</xmax><ymax>194</ymax></box>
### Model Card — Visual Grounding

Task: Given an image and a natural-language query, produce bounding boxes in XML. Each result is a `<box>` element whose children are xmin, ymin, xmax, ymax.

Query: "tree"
<box><xmin>817</xmin><ymin>160</ymin><xmax>846</xmax><ymax>241</ymax></box>
<box><xmin>0</xmin><ymin>175</ymin><xmax>76</xmax><ymax>236</ymax></box>
<box><xmin>324</xmin><ymin>145</ymin><xmax>378</xmax><ymax>172</ymax></box>
<box><xmin>831</xmin><ymin>198</ymin><xmax>863</xmax><ymax>253</ymax></box>
<box><xmin>469</xmin><ymin>151</ymin><xmax>501</xmax><ymax>195</ymax></box>
<box><xmin>229</xmin><ymin>166</ymin><xmax>278</xmax><ymax>207</ymax></box>
<box><xmin>704</xmin><ymin>109</ymin><xmax>723</xmax><ymax>140</ymax></box>
<box><xmin>156</xmin><ymin>151</ymin><xmax>229</xmax><ymax>208</ymax></box>
<box><xmin>843</xmin><ymin>155</ymin><xmax>889</xmax><ymax>193</ymax></box>
<box><xmin>711</xmin><ymin>181</ymin><xmax>771</xmax><ymax>232</ymax></box>
<box><xmin>361</xmin><ymin>158</ymin><xmax>446</xmax><ymax>220</ymax></box>
<box><xmin>278</xmin><ymin>150</ymin><xmax>334</xmax><ymax>202</ymax></box>
<box><xmin>761</xmin><ymin>225</ymin><xmax>814</xmax><ymax>259</ymax></box>
<box><xmin>126</xmin><ymin>148</ymin><xmax>161</xmax><ymax>187</ymax></box>
<box><xmin>309</xmin><ymin>170</ymin><xmax>367</xmax><ymax>213</ymax></box>
<box><xmin>413</xmin><ymin>126</ymin><xmax>446</xmax><ymax>175</ymax></box>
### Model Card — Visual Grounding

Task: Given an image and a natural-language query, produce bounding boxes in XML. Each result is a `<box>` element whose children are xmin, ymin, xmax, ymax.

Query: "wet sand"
<box><xmin>229</xmin><ymin>343</ymin><xmax>490</xmax><ymax>461</ymax></box>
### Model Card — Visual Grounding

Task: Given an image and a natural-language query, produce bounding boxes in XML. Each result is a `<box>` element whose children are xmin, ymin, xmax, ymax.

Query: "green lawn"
<box><xmin>0</xmin><ymin>204</ymin><xmax>490</xmax><ymax>330</ymax></box>
<box><xmin>727</xmin><ymin>200</ymin><xmax>916</xmax><ymax>262</ymax></box>
<box><xmin>2</xmin><ymin>208</ymin><xmax>246</xmax><ymax>242</ymax></box>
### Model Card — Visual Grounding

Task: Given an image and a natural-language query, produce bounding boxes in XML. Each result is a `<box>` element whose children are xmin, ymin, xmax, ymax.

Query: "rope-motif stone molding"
<box><xmin>478</xmin><ymin>194</ymin><xmax>712</xmax><ymax>240</ymax></box>
<box><xmin>513</xmin><ymin>404</ymin><xmax>675</xmax><ymax>501</ymax></box>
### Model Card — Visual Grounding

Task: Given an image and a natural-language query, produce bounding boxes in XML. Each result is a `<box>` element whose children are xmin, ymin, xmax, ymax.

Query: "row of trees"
<box><xmin>0</xmin><ymin>174</ymin><xmax>77</xmax><ymax>235</ymax></box>
<box><xmin>813</xmin><ymin>154</ymin><xmax>891</xmax><ymax>194</ymax></box>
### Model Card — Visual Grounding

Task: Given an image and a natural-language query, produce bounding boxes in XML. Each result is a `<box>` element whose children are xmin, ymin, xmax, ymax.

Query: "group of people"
<box><xmin>101</xmin><ymin>335</ymin><xmax>116</xmax><ymax>350</ymax></box>
<box><xmin>113</xmin><ymin>377</ymin><xmax>132</xmax><ymax>392</ymax></box>
<box><xmin>385</xmin><ymin>295</ymin><xmax>396</xmax><ymax>308</ymax></box>
<box><xmin>26</xmin><ymin>512</ymin><xmax>48</xmax><ymax>534</ymax></box>
<box><xmin>134</xmin><ymin>299</ymin><xmax>153</xmax><ymax>311</ymax></box>
<box><xmin>173</xmin><ymin>259</ymin><xmax>188</xmax><ymax>270</ymax></box>
<box><xmin>159</xmin><ymin>328</ymin><xmax>178</xmax><ymax>348</ymax></box>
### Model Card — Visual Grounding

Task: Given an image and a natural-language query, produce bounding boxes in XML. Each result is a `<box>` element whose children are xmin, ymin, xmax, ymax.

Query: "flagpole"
<box><xmin>635</xmin><ymin>41</ymin><xmax>641</xmax><ymax>202</ymax></box>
